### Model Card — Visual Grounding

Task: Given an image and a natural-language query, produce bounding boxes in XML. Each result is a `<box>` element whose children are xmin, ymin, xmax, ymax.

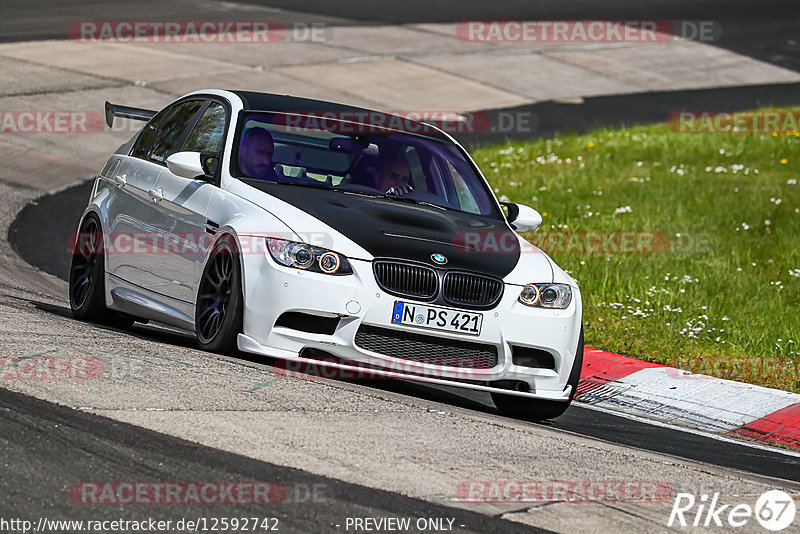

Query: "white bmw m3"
<box><xmin>70</xmin><ymin>89</ymin><xmax>583</xmax><ymax>419</ymax></box>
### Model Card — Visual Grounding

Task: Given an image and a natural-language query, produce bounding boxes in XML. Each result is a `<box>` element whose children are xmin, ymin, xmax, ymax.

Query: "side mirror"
<box><xmin>165</xmin><ymin>151</ymin><xmax>206</xmax><ymax>180</ymax></box>
<box><xmin>500</xmin><ymin>202</ymin><xmax>542</xmax><ymax>232</ymax></box>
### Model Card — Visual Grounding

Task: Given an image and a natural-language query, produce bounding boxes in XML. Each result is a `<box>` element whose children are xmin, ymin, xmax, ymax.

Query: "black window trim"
<box><xmin>128</xmin><ymin>111</ymin><xmax>164</xmax><ymax>159</ymax></box>
<box><xmin>128</xmin><ymin>97</ymin><xmax>206</xmax><ymax>163</ymax></box>
<box><xmin>128</xmin><ymin>95</ymin><xmax>231</xmax><ymax>187</ymax></box>
<box><xmin>146</xmin><ymin>99</ymin><xmax>206</xmax><ymax>165</ymax></box>
<box><xmin>179</xmin><ymin>96</ymin><xmax>231</xmax><ymax>187</ymax></box>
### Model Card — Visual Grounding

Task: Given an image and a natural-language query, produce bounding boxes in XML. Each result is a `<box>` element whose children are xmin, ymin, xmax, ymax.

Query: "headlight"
<box><xmin>518</xmin><ymin>283</ymin><xmax>572</xmax><ymax>309</ymax></box>
<box><xmin>266</xmin><ymin>238</ymin><xmax>353</xmax><ymax>275</ymax></box>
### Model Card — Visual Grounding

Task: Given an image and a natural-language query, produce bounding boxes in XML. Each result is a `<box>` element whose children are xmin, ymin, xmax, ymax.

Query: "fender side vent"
<box><xmin>204</xmin><ymin>220</ymin><xmax>219</xmax><ymax>235</ymax></box>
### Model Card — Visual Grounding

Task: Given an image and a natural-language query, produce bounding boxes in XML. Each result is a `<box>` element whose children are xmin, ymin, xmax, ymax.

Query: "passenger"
<box><xmin>375</xmin><ymin>156</ymin><xmax>413</xmax><ymax>196</ymax></box>
<box><xmin>238</xmin><ymin>127</ymin><xmax>278</xmax><ymax>180</ymax></box>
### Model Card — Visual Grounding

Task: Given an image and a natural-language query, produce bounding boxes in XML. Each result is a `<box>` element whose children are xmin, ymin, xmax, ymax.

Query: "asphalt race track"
<box><xmin>2</xmin><ymin>1</ymin><xmax>800</xmax><ymax>532</ymax></box>
<box><xmin>0</xmin><ymin>387</ymin><xmax>548</xmax><ymax>533</ymax></box>
<box><xmin>3</xmin><ymin>0</ymin><xmax>799</xmax><ymax>72</ymax></box>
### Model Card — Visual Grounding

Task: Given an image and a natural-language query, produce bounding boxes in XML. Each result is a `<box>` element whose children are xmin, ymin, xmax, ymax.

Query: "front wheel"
<box><xmin>492</xmin><ymin>325</ymin><xmax>584</xmax><ymax>420</ymax></box>
<box><xmin>195</xmin><ymin>235</ymin><xmax>243</xmax><ymax>353</ymax></box>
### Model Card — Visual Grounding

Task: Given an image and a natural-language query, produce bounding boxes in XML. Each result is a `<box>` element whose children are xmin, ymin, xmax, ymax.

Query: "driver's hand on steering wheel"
<box><xmin>385</xmin><ymin>184</ymin><xmax>414</xmax><ymax>197</ymax></box>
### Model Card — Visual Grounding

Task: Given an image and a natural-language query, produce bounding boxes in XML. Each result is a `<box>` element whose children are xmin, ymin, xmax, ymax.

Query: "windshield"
<box><xmin>232</xmin><ymin>112</ymin><xmax>500</xmax><ymax>217</ymax></box>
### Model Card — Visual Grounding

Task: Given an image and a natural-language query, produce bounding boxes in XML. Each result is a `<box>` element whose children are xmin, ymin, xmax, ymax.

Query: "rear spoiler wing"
<box><xmin>104</xmin><ymin>101</ymin><xmax>157</xmax><ymax>128</ymax></box>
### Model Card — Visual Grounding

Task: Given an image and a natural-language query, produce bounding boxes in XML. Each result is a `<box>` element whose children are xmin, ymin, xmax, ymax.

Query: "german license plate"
<box><xmin>391</xmin><ymin>301</ymin><xmax>482</xmax><ymax>336</ymax></box>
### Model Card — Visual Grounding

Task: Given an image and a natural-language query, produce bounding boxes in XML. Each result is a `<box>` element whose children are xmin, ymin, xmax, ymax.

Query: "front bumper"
<box><xmin>237</xmin><ymin>252</ymin><xmax>582</xmax><ymax>401</ymax></box>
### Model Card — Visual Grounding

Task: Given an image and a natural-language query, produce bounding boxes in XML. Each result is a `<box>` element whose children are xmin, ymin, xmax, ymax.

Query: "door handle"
<box><xmin>114</xmin><ymin>174</ymin><xmax>127</xmax><ymax>187</ymax></box>
<box><xmin>148</xmin><ymin>188</ymin><xmax>163</xmax><ymax>202</ymax></box>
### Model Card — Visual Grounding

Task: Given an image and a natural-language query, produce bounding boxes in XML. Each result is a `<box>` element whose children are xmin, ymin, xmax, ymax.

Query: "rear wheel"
<box><xmin>69</xmin><ymin>214</ymin><xmax>134</xmax><ymax>328</ymax></box>
<box><xmin>492</xmin><ymin>325</ymin><xmax>584</xmax><ymax>420</ymax></box>
<box><xmin>195</xmin><ymin>235</ymin><xmax>243</xmax><ymax>353</ymax></box>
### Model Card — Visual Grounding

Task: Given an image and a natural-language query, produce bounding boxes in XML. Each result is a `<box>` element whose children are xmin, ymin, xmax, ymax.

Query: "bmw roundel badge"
<box><xmin>431</xmin><ymin>253</ymin><xmax>448</xmax><ymax>265</ymax></box>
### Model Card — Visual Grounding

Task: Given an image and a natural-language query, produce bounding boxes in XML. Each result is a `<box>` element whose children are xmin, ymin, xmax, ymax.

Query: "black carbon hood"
<box><xmin>263</xmin><ymin>186</ymin><xmax>521</xmax><ymax>279</ymax></box>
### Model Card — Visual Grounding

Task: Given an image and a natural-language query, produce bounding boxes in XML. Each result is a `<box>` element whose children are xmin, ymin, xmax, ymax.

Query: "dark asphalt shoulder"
<box><xmin>0</xmin><ymin>386</ymin><xmax>550</xmax><ymax>534</ymax></box>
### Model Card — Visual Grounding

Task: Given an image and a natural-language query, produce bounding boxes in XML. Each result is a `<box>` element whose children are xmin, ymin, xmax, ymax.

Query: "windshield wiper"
<box><xmin>271</xmin><ymin>180</ymin><xmax>386</xmax><ymax>200</ymax></box>
<box><xmin>272</xmin><ymin>180</ymin><xmax>329</xmax><ymax>190</ymax></box>
<box><xmin>267</xmin><ymin>180</ymin><xmax>451</xmax><ymax>211</ymax></box>
<box><xmin>379</xmin><ymin>194</ymin><xmax>448</xmax><ymax>211</ymax></box>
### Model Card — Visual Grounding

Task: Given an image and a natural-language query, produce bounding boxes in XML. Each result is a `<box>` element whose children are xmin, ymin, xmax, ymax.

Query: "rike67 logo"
<box><xmin>668</xmin><ymin>490</ymin><xmax>796</xmax><ymax>531</ymax></box>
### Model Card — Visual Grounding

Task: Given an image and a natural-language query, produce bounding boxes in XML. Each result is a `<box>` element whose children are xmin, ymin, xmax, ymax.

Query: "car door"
<box><xmin>110</xmin><ymin>98</ymin><xmax>205</xmax><ymax>294</ymax></box>
<box><xmin>145</xmin><ymin>100</ymin><xmax>227</xmax><ymax>303</ymax></box>
<box><xmin>102</xmin><ymin>113</ymin><xmax>167</xmax><ymax>285</ymax></box>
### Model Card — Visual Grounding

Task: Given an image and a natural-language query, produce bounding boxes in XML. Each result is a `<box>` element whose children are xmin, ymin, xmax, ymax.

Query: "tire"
<box><xmin>69</xmin><ymin>214</ymin><xmax>135</xmax><ymax>329</ymax></box>
<box><xmin>492</xmin><ymin>325</ymin><xmax>584</xmax><ymax>421</ymax></box>
<box><xmin>195</xmin><ymin>234</ymin><xmax>243</xmax><ymax>353</ymax></box>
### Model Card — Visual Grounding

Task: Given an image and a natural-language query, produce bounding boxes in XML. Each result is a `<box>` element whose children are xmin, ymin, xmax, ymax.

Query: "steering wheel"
<box><xmin>385</xmin><ymin>184</ymin><xmax>414</xmax><ymax>197</ymax></box>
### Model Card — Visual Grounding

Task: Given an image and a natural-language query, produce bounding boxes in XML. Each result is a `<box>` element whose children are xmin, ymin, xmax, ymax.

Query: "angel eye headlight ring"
<box><xmin>318</xmin><ymin>252</ymin><xmax>341</xmax><ymax>274</ymax></box>
<box><xmin>518</xmin><ymin>284</ymin><xmax>540</xmax><ymax>306</ymax></box>
<box><xmin>518</xmin><ymin>283</ymin><xmax>572</xmax><ymax>309</ymax></box>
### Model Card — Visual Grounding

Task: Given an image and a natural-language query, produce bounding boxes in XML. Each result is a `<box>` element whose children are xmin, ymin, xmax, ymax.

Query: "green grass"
<box><xmin>473</xmin><ymin>110</ymin><xmax>800</xmax><ymax>392</ymax></box>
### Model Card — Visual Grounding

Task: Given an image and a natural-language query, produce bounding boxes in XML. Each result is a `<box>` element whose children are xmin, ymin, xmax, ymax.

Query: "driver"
<box><xmin>375</xmin><ymin>156</ymin><xmax>413</xmax><ymax>196</ymax></box>
<box><xmin>238</xmin><ymin>127</ymin><xmax>278</xmax><ymax>180</ymax></box>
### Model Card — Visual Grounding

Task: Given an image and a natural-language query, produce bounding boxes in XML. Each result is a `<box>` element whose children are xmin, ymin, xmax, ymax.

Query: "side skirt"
<box><xmin>106</xmin><ymin>273</ymin><xmax>196</xmax><ymax>332</ymax></box>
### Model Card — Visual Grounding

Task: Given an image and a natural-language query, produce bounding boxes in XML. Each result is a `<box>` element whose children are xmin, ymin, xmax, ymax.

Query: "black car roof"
<box><xmin>229</xmin><ymin>90</ymin><xmax>453</xmax><ymax>143</ymax></box>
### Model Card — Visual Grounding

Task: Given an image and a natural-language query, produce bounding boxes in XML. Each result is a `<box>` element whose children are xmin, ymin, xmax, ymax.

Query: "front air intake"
<box><xmin>354</xmin><ymin>325</ymin><xmax>498</xmax><ymax>369</ymax></box>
